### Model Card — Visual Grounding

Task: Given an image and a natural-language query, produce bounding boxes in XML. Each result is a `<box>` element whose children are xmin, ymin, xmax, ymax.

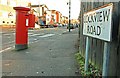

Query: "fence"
<box><xmin>79</xmin><ymin>1</ymin><xmax>120</xmax><ymax>76</ymax></box>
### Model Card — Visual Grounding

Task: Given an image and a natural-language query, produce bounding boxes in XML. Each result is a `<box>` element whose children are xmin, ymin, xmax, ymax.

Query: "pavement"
<box><xmin>2</xmin><ymin>29</ymin><xmax>80</xmax><ymax>77</ymax></box>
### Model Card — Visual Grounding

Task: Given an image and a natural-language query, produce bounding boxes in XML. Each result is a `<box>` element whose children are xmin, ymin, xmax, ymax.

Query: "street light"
<box><xmin>67</xmin><ymin>0</ymin><xmax>71</xmax><ymax>32</ymax></box>
<box><xmin>39</xmin><ymin>3</ymin><xmax>40</xmax><ymax>17</ymax></box>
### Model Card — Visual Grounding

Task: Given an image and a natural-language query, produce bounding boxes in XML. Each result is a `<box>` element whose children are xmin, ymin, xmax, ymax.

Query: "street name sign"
<box><xmin>83</xmin><ymin>3</ymin><xmax>113</xmax><ymax>42</ymax></box>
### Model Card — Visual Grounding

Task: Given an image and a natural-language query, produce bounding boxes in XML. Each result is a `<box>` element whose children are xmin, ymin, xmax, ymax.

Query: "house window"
<box><xmin>3</xmin><ymin>21</ymin><xmax>5</xmax><ymax>23</ymax></box>
<box><xmin>11</xmin><ymin>21</ymin><xmax>13</xmax><ymax>23</ymax></box>
<box><xmin>1</xmin><ymin>0</ymin><xmax>7</xmax><ymax>5</ymax></box>
<box><xmin>7</xmin><ymin>0</ymin><xmax>10</xmax><ymax>5</ymax></box>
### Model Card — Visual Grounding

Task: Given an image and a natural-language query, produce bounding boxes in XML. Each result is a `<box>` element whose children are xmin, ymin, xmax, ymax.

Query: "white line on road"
<box><xmin>30</xmin><ymin>34</ymin><xmax>40</xmax><ymax>36</ymax></box>
<box><xmin>29</xmin><ymin>33</ymin><xmax>44</xmax><ymax>37</ymax></box>
<box><xmin>3</xmin><ymin>41</ymin><xmax>15</xmax><ymax>45</ymax></box>
<box><xmin>34</xmin><ymin>39</ymin><xmax>37</xmax><ymax>41</ymax></box>
<box><xmin>34</xmin><ymin>41</ymin><xmax>38</xmax><ymax>43</ymax></box>
<box><xmin>3</xmin><ymin>34</ymin><xmax>11</xmax><ymax>36</ymax></box>
<box><xmin>39</xmin><ymin>34</ymin><xmax>55</xmax><ymax>38</ymax></box>
<box><xmin>63</xmin><ymin>31</ymin><xmax>67</xmax><ymax>33</ymax></box>
<box><xmin>28</xmin><ymin>33</ymin><xmax>33</xmax><ymax>35</ymax></box>
<box><xmin>7</xmin><ymin>37</ymin><xmax>11</xmax><ymax>38</ymax></box>
<box><xmin>0</xmin><ymin>47</ymin><xmax>12</xmax><ymax>53</ymax></box>
<box><xmin>13</xmin><ymin>33</ymin><xmax>15</xmax><ymax>35</ymax></box>
<box><xmin>1</xmin><ymin>33</ymin><xmax>55</xmax><ymax>53</ymax></box>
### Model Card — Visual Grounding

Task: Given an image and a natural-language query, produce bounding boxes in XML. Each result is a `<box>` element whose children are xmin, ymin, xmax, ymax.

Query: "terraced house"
<box><xmin>0</xmin><ymin>0</ymin><xmax>29</xmax><ymax>26</ymax></box>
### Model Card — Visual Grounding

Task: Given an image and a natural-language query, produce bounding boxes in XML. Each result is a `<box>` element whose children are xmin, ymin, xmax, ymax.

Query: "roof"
<box><xmin>0</xmin><ymin>4</ymin><xmax>14</xmax><ymax>12</ymax></box>
<box><xmin>31</xmin><ymin>4</ymin><xmax>49</xmax><ymax>10</ymax></box>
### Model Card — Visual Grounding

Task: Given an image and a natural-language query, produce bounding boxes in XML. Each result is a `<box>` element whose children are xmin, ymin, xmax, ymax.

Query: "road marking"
<box><xmin>7</xmin><ymin>37</ymin><xmax>11</xmax><ymax>38</ymax></box>
<box><xmin>13</xmin><ymin>33</ymin><xmax>15</xmax><ymax>35</ymax></box>
<box><xmin>28</xmin><ymin>33</ymin><xmax>33</xmax><ymax>35</ymax></box>
<box><xmin>3</xmin><ymin>41</ymin><xmax>15</xmax><ymax>45</ymax></box>
<box><xmin>0</xmin><ymin>33</ymin><xmax>55</xmax><ymax>52</ymax></box>
<box><xmin>8</xmin><ymin>41</ymin><xmax>14</xmax><ymax>43</ymax></box>
<box><xmin>3</xmin><ymin>34</ymin><xmax>10</xmax><ymax>36</ymax></box>
<box><xmin>29</xmin><ymin>33</ymin><xmax>44</xmax><ymax>37</ymax></box>
<box><xmin>0</xmin><ymin>47</ymin><xmax>12</xmax><ymax>53</ymax></box>
<box><xmin>28</xmin><ymin>34</ymin><xmax>55</xmax><ymax>44</ymax></box>
<box><xmin>39</xmin><ymin>34</ymin><xmax>55</xmax><ymax>38</ymax></box>
<box><xmin>34</xmin><ymin>39</ymin><xmax>37</xmax><ymax>41</ymax></box>
<box><xmin>63</xmin><ymin>31</ymin><xmax>67</xmax><ymax>33</ymax></box>
<box><xmin>26</xmin><ymin>52</ymin><xmax>30</xmax><ymax>54</ymax></box>
<box><xmin>34</xmin><ymin>41</ymin><xmax>38</xmax><ymax>43</ymax></box>
<box><xmin>31</xmin><ymin>34</ymin><xmax>41</xmax><ymax>36</ymax></box>
<box><xmin>30</xmin><ymin>42</ymin><xmax>34</xmax><ymax>43</ymax></box>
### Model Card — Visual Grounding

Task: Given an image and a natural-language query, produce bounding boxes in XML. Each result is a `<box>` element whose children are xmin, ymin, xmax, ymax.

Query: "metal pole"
<box><xmin>68</xmin><ymin>0</ymin><xmax>71</xmax><ymax>32</ymax></box>
<box><xmin>39</xmin><ymin>3</ymin><xmax>40</xmax><ymax>17</ymax></box>
<box><xmin>85</xmin><ymin>36</ymin><xmax>90</xmax><ymax>72</ymax></box>
<box><xmin>102</xmin><ymin>42</ymin><xmax>110</xmax><ymax>77</ymax></box>
<box><xmin>38</xmin><ymin>2</ymin><xmax>41</xmax><ymax>28</ymax></box>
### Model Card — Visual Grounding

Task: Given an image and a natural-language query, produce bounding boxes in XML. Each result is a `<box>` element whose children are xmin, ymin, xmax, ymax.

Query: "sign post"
<box><xmin>85</xmin><ymin>36</ymin><xmax>90</xmax><ymax>72</ymax></box>
<box><xmin>102</xmin><ymin>42</ymin><xmax>110</xmax><ymax>76</ymax></box>
<box><xmin>83</xmin><ymin>3</ymin><xmax>113</xmax><ymax>76</ymax></box>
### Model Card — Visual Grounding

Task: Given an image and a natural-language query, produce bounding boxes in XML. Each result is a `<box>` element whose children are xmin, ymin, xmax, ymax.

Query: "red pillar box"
<box><xmin>13</xmin><ymin>7</ymin><xmax>30</xmax><ymax>50</ymax></box>
<box><xmin>28</xmin><ymin>14</ymin><xmax>35</xmax><ymax>28</ymax></box>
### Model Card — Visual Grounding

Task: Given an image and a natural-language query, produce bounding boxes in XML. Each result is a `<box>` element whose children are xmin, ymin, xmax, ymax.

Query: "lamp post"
<box><xmin>67</xmin><ymin>0</ymin><xmax>71</xmax><ymax>32</ymax></box>
<box><xmin>39</xmin><ymin>3</ymin><xmax>40</xmax><ymax>17</ymax></box>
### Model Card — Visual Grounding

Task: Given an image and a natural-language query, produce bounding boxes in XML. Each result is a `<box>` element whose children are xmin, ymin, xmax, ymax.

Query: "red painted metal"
<box><xmin>13</xmin><ymin>7</ymin><xmax>30</xmax><ymax>44</ymax></box>
<box><xmin>28</xmin><ymin>14</ymin><xmax>35</xmax><ymax>28</ymax></box>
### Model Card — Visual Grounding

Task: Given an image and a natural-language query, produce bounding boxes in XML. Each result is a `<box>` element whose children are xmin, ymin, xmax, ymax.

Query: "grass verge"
<box><xmin>75</xmin><ymin>52</ymin><xmax>102</xmax><ymax>77</ymax></box>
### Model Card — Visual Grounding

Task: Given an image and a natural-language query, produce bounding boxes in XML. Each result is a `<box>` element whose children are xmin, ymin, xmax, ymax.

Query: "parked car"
<box><xmin>67</xmin><ymin>24</ymin><xmax>75</xmax><ymax>29</ymax></box>
<box><xmin>48</xmin><ymin>25</ymin><xmax>54</xmax><ymax>28</ymax></box>
<box><xmin>53</xmin><ymin>24</ymin><xmax>58</xmax><ymax>27</ymax></box>
<box><xmin>57</xmin><ymin>24</ymin><xmax>62</xmax><ymax>27</ymax></box>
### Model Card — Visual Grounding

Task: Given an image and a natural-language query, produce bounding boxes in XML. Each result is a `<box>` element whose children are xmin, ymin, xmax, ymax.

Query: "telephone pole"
<box><xmin>68</xmin><ymin>0</ymin><xmax>71</xmax><ymax>32</ymax></box>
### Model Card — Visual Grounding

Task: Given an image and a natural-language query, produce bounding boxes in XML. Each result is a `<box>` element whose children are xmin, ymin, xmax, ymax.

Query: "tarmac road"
<box><xmin>1</xmin><ymin>27</ymin><xmax>68</xmax><ymax>51</ymax></box>
<box><xmin>2</xmin><ymin>27</ymin><xmax>80</xmax><ymax>76</ymax></box>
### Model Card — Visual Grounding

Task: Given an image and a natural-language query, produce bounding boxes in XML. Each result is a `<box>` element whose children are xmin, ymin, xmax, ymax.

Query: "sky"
<box><xmin>29</xmin><ymin>0</ymin><xmax>80</xmax><ymax>19</ymax></box>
